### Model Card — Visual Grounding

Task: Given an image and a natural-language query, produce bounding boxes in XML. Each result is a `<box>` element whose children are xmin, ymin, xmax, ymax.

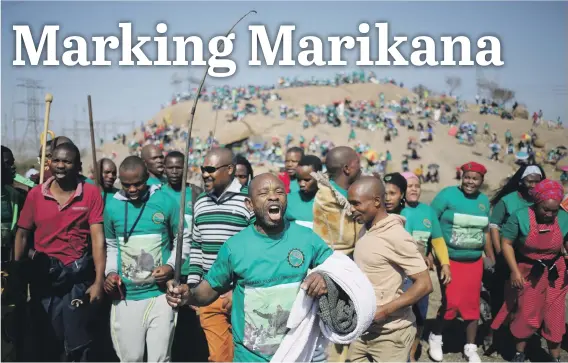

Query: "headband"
<box><xmin>521</xmin><ymin>165</ymin><xmax>542</xmax><ymax>179</ymax></box>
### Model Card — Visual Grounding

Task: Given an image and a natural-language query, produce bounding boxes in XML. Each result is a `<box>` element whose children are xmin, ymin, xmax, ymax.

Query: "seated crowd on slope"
<box><xmin>1</xmin><ymin>135</ymin><xmax>568</xmax><ymax>363</ymax></box>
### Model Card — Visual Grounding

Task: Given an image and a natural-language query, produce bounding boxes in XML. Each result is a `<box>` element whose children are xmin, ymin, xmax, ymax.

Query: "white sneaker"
<box><xmin>428</xmin><ymin>333</ymin><xmax>444</xmax><ymax>362</ymax></box>
<box><xmin>464</xmin><ymin>343</ymin><xmax>481</xmax><ymax>363</ymax></box>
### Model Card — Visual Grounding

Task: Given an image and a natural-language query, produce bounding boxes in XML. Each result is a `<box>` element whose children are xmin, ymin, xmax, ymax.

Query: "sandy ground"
<box><xmin>415</xmin><ymin>270</ymin><xmax>568</xmax><ymax>362</ymax></box>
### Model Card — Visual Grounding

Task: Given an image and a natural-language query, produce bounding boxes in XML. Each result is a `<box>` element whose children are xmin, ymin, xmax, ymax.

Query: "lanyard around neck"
<box><xmin>124</xmin><ymin>201</ymin><xmax>147</xmax><ymax>243</ymax></box>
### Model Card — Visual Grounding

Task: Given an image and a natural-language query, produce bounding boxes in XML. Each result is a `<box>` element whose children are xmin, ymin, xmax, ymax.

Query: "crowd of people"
<box><xmin>1</xmin><ymin>130</ymin><xmax>568</xmax><ymax>363</ymax></box>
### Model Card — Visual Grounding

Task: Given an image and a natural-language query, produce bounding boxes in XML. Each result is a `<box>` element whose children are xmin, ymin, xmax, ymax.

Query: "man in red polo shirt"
<box><xmin>13</xmin><ymin>142</ymin><xmax>105</xmax><ymax>362</ymax></box>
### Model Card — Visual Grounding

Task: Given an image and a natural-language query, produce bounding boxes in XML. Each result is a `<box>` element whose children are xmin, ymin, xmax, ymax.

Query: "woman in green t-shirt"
<box><xmin>491</xmin><ymin>179</ymin><xmax>567</xmax><ymax>363</ymax></box>
<box><xmin>390</xmin><ymin>171</ymin><xmax>452</xmax><ymax>362</ymax></box>
<box><xmin>487</xmin><ymin>164</ymin><xmax>544</xmax><ymax>345</ymax></box>
<box><xmin>427</xmin><ymin>162</ymin><xmax>495</xmax><ymax>363</ymax></box>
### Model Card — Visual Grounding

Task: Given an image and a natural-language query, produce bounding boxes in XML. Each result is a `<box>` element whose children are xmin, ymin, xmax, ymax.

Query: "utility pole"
<box><xmin>13</xmin><ymin>78</ymin><xmax>45</xmax><ymax>156</ymax></box>
<box><xmin>171</xmin><ymin>72</ymin><xmax>182</xmax><ymax>98</ymax></box>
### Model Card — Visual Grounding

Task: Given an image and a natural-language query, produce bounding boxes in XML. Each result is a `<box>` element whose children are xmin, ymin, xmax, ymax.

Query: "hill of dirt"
<box><xmin>87</xmin><ymin>82</ymin><xmax>567</xmax><ymax>197</ymax></box>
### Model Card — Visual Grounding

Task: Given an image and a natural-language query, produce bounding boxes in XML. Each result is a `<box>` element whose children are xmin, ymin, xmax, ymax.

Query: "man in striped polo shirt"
<box><xmin>188</xmin><ymin>147</ymin><xmax>255</xmax><ymax>362</ymax></box>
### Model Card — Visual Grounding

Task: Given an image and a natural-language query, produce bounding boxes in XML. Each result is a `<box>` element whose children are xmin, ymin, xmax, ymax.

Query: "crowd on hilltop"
<box><xmin>2</xmin><ymin>126</ymin><xmax>568</xmax><ymax>363</ymax></box>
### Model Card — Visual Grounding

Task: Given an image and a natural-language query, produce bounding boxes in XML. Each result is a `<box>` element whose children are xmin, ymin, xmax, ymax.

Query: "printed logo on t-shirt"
<box><xmin>478</xmin><ymin>204</ymin><xmax>486</xmax><ymax>212</ymax></box>
<box><xmin>243</xmin><ymin>282</ymin><xmax>300</xmax><ymax>357</ymax></box>
<box><xmin>423</xmin><ymin>218</ymin><xmax>431</xmax><ymax>229</ymax></box>
<box><xmin>152</xmin><ymin>212</ymin><xmax>165</xmax><ymax>224</ymax></box>
<box><xmin>287</xmin><ymin>248</ymin><xmax>305</xmax><ymax>268</ymax></box>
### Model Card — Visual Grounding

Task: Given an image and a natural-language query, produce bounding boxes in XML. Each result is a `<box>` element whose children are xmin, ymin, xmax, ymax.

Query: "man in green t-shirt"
<box><xmin>141</xmin><ymin>144</ymin><xmax>167</xmax><ymax>185</ymax></box>
<box><xmin>285</xmin><ymin>155</ymin><xmax>322</xmax><ymax>229</ymax></box>
<box><xmin>103</xmin><ymin>156</ymin><xmax>190</xmax><ymax>362</ymax></box>
<box><xmin>161</xmin><ymin>151</ymin><xmax>196</xmax><ymax>280</ymax></box>
<box><xmin>285</xmin><ymin>146</ymin><xmax>304</xmax><ymax>193</ymax></box>
<box><xmin>166</xmin><ymin>173</ymin><xmax>333</xmax><ymax>362</ymax></box>
<box><xmin>98</xmin><ymin>158</ymin><xmax>118</xmax><ymax>207</ymax></box>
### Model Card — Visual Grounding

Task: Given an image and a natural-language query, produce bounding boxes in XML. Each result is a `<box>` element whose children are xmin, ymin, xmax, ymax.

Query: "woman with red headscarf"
<box><xmin>491</xmin><ymin>179</ymin><xmax>568</xmax><ymax>362</ymax></box>
<box><xmin>428</xmin><ymin>162</ymin><xmax>495</xmax><ymax>363</ymax></box>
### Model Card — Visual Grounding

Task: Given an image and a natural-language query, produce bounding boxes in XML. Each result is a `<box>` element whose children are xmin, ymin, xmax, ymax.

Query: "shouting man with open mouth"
<box><xmin>166</xmin><ymin>173</ymin><xmax>333</xmax><ymax>362</ymax></box>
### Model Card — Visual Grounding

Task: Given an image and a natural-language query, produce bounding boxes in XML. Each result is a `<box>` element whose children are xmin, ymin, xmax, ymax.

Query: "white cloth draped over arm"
<box><xmin>271</xmin><ymin>252</ymin><xmax>376</xmax><ymax>362</ymax></box>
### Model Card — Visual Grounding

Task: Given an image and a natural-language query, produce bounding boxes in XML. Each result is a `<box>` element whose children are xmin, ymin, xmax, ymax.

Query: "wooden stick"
<box><xmin>173</xmin><ymin>10</ymin><xmax>257</xmax><ymax>285</ymax></box>
<box><xmin>87</xmin><ymin>96</ymin><xmax>100</xmax><ymax>188</ymax></box>
<box><xmin>39</xmin><ymin>94</ymin><xmax>53</xmax><ymax>184</ymax></box>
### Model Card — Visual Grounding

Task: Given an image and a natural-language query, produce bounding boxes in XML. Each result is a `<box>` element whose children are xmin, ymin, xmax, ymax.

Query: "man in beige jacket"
<box><xmin>312</xmin><ymin>146</ymin><xmax>362</xmax><ymax>361</ymax></box>
<box><xmin>347</xmin><ymin>176</ymin><xmax>433</xmax><ymax>362</ymax></box>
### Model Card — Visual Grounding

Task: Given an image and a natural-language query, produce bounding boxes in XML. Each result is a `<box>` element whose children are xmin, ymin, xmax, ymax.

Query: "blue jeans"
<box><xmin>402</xmin><ymin>278</ymin><xmax>428</xmax><ymax>325</ymax></box>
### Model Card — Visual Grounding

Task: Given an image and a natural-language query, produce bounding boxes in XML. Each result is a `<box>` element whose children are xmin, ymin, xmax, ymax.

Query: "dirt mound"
<box><xmin>84</xmin><ymin>83</ymin><xmax>567</xmax><ymax>193</ymax></box>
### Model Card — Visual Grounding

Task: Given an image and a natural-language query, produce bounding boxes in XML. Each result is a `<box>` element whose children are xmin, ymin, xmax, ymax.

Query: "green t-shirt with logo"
<box><xmin>285</xmin><ymin>191</ymin><xmax>315</xmax><ymax>229</ymax></box>
<box><xmin>161</xmin><ymin>184</ymin><xmax>193</xmax><ymax>275</ymax></box>
<box><xmin>430</xmin><ymin>186</ymin><xmax>490</xmax><ymax>261</ymax></box>
<box><xmin>489</xmin><ymin>192</ymin><xmax>532</xmax><ymax>228</ymax></box>
<box><xmin>401</xmin><ymin>202</ymin><xmax>443</xmax><ymax>256</ymax></box>
<box><xmin>205</xmin><ymin>222</ymin><xmax>333</xmax><ymax>362</ymax></box>
<box><xmin>104</xmin><ymin>188</ymin><xmax>187</xmax><ymax>300</ymax></box>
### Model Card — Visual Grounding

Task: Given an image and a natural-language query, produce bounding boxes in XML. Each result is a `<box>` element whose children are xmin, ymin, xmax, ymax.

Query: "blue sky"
<box><xmin>2</xmin><ymin>1</ymin><xmax>567</xmax><ymax>150</ymax></box>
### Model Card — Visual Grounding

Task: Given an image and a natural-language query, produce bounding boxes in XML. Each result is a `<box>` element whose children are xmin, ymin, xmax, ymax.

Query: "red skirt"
<box><xmin>441</xmin><ymin>258</ymin><xmax>483</xmax><ymax>321</ymax></box>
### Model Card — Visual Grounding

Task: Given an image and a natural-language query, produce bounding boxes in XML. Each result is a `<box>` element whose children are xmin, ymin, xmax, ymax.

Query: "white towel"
<box><xmin>271</xmin><ymin>252</ymin><xmax>376</xmax><ymax>362</ymax></box>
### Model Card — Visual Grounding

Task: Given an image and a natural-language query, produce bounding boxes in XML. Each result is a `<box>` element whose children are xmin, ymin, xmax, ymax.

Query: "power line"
<box><xmin>13</xmin><ymin>78</ymin><xmax>45</xmax><ymax>156</ymax></box>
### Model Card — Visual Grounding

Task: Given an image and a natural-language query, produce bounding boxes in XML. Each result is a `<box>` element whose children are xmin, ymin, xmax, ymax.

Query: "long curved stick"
<box><xmin>174</xmin><ymin>10</ymin><xmax>257</xmax><ymax>284</ymax></box>
<box><xmin>39</xmin><ymin>94</ymin><xmax>53</xmax><ymax>184</ymax></box>
<box><xmin>87</xmin><ymin>96</ymin><xmax>100</xmax><ymax>188</ymax></box>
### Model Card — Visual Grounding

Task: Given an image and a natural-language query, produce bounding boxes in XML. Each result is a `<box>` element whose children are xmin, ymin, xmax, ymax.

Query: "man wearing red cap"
<box><xmin>491</xmin><ymin>179</ymin><xmax>568</xmax><ymax>362</ymax></box>
<box><xmin>428</xmin><ymin>161</ymin><xmax>495</xmax><ymax>363</ymax></box>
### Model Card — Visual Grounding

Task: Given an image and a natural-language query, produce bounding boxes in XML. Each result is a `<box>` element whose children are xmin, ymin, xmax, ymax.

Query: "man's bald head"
<box><xmin>350</xmin><ymin>176</ymin><xmax>385</xmax><ymax>200</ymax></box>
<box><xmin>248</xmin><ymin>173</ymin><xmax>285</xmax><ymax>198</ymax></box>
<box><xmin>141</xmin><ymin>144</ymin><xmax>164</xmax><ymax>177</ymax></box>
<box><xmin>120</xmin><ymin>156</ymin><xmax>147</xmax><ymax>176</ymax></box>
<box><xmin>246</xmin><ymin>173</ymin><xmax>287</xmax><ymax>232</ymax></box>
<box><xmin>347</xmin><ymin>176</ymin><xmax>386</xmax><ymax>228</ymax></box>
<box><xmin>141</xmin><ymin>144</ymin><xmax>161</xmax><ymax>160</ymax></box>
<box><xmin>325</xmin><ymin>146</ymin><xmax>361</xmax><ymax>184</ymax></box>
<box><xmin>204</xmin><ymin>147</ymin><xmax>234</xmax><ymax>166</ymax></box>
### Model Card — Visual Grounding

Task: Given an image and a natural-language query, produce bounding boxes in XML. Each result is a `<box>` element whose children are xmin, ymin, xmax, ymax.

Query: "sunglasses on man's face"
<box><xmin>201</xmin><ymin>164</ymin><xmax>231</xmax><ymax>174</ymax></box>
